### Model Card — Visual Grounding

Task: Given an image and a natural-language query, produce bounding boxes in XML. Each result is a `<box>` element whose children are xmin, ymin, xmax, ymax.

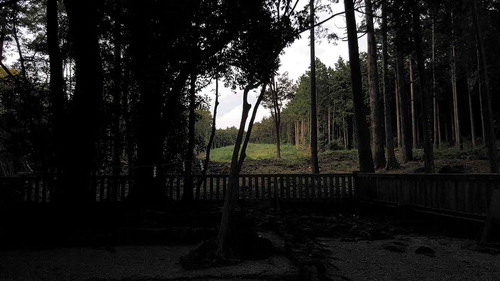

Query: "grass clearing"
<box><xmin>208</xmin><ymin>143</ymin><xmax>306</xmax><ymax>162</ymax></box>
<box><xmin>204</xmin><ymin>142</ymin><xmax>492</xmax><ymax>174</ymax></box>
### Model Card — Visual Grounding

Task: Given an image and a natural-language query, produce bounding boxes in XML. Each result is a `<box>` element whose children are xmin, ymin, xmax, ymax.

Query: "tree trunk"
<box><xmin>112</xmin><ymin>1</ymin><xmax>122</xmax><ymax>178</ymax></box>
<box><xmin>11</xmin><ymin>19</ymin><xmax>26</xmax><ymax>81</ymax></box>
<box><xmin>47</xmin><ymin>0</ymin><xmax>66</xmax><ymax>174</ymax></box>
<box><xmin>61</xmin><ymin>0</ymin><xmax>103</xmax><ymax>203</ymax></box>
<box><xmin>309</xmin><ymin>0</ymin><xmax>320</xmax><ymax>173</ymax></box>
<box><xmin>197</xmin><ymin>76</ymin><xmax>220</xmax><ymax>194</ymax></box>
<box><xmin>396</xmin><ymin>51</ymin><xmax>413</xmax><ymax>162</ymax></box>
<box><xmin>381</xmin><ymin>0</ymin><xmax>398</xmax><ymax>169</ymax></box>
<box><xmin>476</xmin><ymin>41</ymin><xmax>487</xmax><ymax>148</ymax></box>
<box><xmin>301</xmin><ymin>119</ymin><xmax>305</xmax><ymax>146</ymax></box>
<box><xmin>474</xmin><ymin>0</ymin><xmax>499</xmax><ymax>244</ymax></box>
<box><xmin>409</xmin><ymin>59</ymin><xmax>417</xmax><ymax>148</ymax></box>
<box><xmin>450</xmin><ymin>15</ymin><xmax>461</xmax><ymax>149</ymax></box>
<box><xmin>344</xmin><ymin>0</ymin><xmax>374</xmax><ymax>172</ymax></box>
<box><xmin>467</xmin><ymin>70</ymin><xmax>477</xmax><ymax>148</ymax></box>
<box><xmin>295</xmin><ymin>120</ymin><xmax>299</xmax><ymax>146</ymax></box>
<box><xmin>365</xmin><ymin>0</ymin><xmax>386</xmax><ymax>169</ymax></box>
<box><xmin>328</xmin><ymin>106</ymin><xmax>331</xmax><ymax>144</ymax></box>
<box><xmin>183</xmin><ymin>73</ymin><xmax>197</xmax><ymax>202</ymax></box>
<box><xmin>270</xmin><ymin>77</ymin><xmax>282</xmax><ymax>159</ymax></box>
<box><xmin>126</xmin><ymin>3</ymin><xmax>168</xmax><ymax>204</ymax></box>
<box><xmin>217</xmin><ymin>84</ymin><xmax>265</xmax><ymax>256</ymax></box>
<box><xmin>411</xmin><ymin>0</ymin><xmax>434</xmax><ymax>173</ymax></box>
<box><xmin>432</xmin><ymin>18</ymin><xmax>440</xmax><ymax>149</ymax></box>
<box><xmin>473</xmin><ymin>0</ymin><xmax>498</xmax><ymax>173</ymax></box>
<box><xmin>395</xmin><ymin>77</ymin><xmax>402</xmax><ymax>149</ymax></box>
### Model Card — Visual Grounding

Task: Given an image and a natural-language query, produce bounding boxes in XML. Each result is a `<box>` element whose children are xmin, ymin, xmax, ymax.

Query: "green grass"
<box><xmin>208</xmin><ymin>143</ymin><xmax>304</xmax><ymax>162</ymax></box>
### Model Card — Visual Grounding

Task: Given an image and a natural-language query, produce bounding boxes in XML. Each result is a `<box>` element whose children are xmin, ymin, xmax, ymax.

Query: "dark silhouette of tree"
<box><xmin>391</xmin><ymin>0</ymin><xmax>413</xmax><ymax>162</ymax></box>
<box><xmin>381</xmin><ymin>0</ymin><xmax>398</xmax><ymax>169</ymax></box>
<box><xmin>344</xmin><ymin>0</ymin><xmax>374</xmax><ymax>172</ymax></box>
<box><xmin>57</xmin><ymin>0</ymin><xmax>103</xmax><ymax>203</ymax></box>
<box><xmin>216</xmin><ymin>0</ymin><xmax>304</xmax><ymax>259</ymax></box>
<box><xmin>365</xmin><ymin>0</ymin><xmax>386</xmax><ymax>169</ymax></box>
<box><xmin>46</xmin><ymin>0</ymin><xmax>65</xmax><ymax>174</ymax></box>
<box><xmin>411</xmin><ymin>0</ymin><xmax>434</xmax><ymax>173</ymax></box>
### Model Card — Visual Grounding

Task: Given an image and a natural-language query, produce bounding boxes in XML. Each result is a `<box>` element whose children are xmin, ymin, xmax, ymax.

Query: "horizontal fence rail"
<box><xmin>356</xmin><ymin>173</ymin><xmax>500</xmax><ymax>219</ymax></box>
<box><xmin>0</xmin><ymin>173</ymin><xmax>355</xmax><ymax>204</ymax></box>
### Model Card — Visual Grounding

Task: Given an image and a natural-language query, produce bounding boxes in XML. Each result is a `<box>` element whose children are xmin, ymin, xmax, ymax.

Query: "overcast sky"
<box><xmin>209</xmin><ymin>2</ymin><xmax>367</xmax><ymax>129</ymax></box>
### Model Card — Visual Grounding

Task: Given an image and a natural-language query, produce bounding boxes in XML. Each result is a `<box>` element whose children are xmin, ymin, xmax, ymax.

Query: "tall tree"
<box><xmin>263</xmin><ymin>72</ymin><xmax>294</xmax><ymax>159</ymax></box>
<box><xmin>182</xmin><ymin>73</ymin><xmax>197</xmax><ymax>202</ymax></box>
<box><xmin>216</xmin><ymin>0</ymin><xmax>303</xmax><ymax>258</ymax></box>
<box><xmin>344</xmin><ymin>0</ymin><xmax>374</xmax><ymax>173</ymax></box>
<box><xmin>411</xmin><ymin>0</ymin><xmax>434</xmax><ymax>173</ymax></box>
<box><xmin>450</xmin><ymin>12</ymin><xmax>461</xmax><ymax>149</ymax></box>
<box><xmin>58</xmin><ymin>0</ymin><xmax>104</xmax><ymax>203</ymax></box>
<box><xmin>393</xmin><ymin>1</ymin><xmax>413</xmax><ymax>162</ymax></box>
<box><xmin>111</xmin><ymin>0</ymin><xmax>123</xmax><ymax>178</ymax></box>
<box><xmin>365</xmin><ymin>0</ymin><xmax>386</xmax><ymax>169</ymax></box>
<box><xmin>472</xmin><ymin>0</ymin><xmax>498</xmax><ymax>173</ymax></box>
<box><xmin>309</xmin><ymin>0</ymin><xmax>320</xmax><ymax>173</ymax></box>
<box><xmin>381</xmin><ymin>0</ymin><xmax>398</xmax><ymax>169</ymax></box>
<box><xmin>46</xmin><ymin>0</ymin><xmax>66</xmax><ymax>173</ymax></box>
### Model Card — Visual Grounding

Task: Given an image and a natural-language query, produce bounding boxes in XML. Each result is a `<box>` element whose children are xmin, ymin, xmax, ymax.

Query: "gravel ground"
<box><xmin>1</xmin><ymin>235</ymin><xmax>498</xmax><ymax>280</ymax></box>
<box><xmin>0</xmin><ymin>245</ymin><xmax>297</xmax><ymax>281</ymax></box>
<box><xmin>320</xmin><ymin>235</ymin><xmax>500</xmax><ymax>281</ymax></box>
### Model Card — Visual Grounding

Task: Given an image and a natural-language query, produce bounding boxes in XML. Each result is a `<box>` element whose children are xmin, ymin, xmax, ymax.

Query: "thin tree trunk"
<box><xmin>476</xmin><ymin>41</ymin><xmax>487</xmax><ymax>148</ymax></box>
<box><xmin>467</xmin><ymin>70</ymin><xmax>477</xmax><ymax>148</ymax></box>
<box><xmin>309</xmin><ymin>0</ymin><xmax>319</xmax><ymax>173</ymax></box>
<box><xmin>194</xmin><ymin>75</ymin><xmax>221</xmax><ymax>201</ymax></box>
<box><xmin>409</xmin><ymin>59</ymin><xmax>417</xmax><ymax>148</ymax></box>
<box><xmin>328</xmin><ymin>106</ymin><xmax>331</xmax><ymax>144</ymax></box>
<box><xmin>381</xmin><ymin>0</ymin><xmax>398</xmax><ymax>169</ymax></box>
<box><xmin>432</xmin><ymin>18</ymin><xmax>440</xmax><ymax>149</ymax></box>
<box><xmin>301</xmin><ymin>119</ymin><xmax>305</xmax><ymax>145</ymax></box>
<box><xmin>344</xmin><ymin>0</ymin><xmax>374</xmax><ymax>172</ymax></box>
<box><xmin>395</xmin><ymin>77</ymin><xmax>402</xmax><ymax>149</ymax></box>
<box><xmin>270</xmin><ymin>78</ymin><xmax>282</xmax><ymax>159</ymax></box>
<box><xmin>182</xmin><ymin>73</ymin><xmax>197</xmax><ymax>202</ymax></box>
<box><xmin>450</xmin><ymin>14</ymin><xmax>461</xmax><ymax>149</ymax></box>
<box><xmin>295</xmin><ymin>120</ymin><xmax>299</xmax><ymax>146</ymax></box>
<box><xmin>365</xmin><ymin>0</ymin><xmax>386</xmax><ymax>169</ymax></box>
<box><xmin>112</xmin><ymin>1</ymin><xmax>122</xmax><ymax>178</ymax></box>
<box><xmin>11</xmin><ymin>20</ymin><xmax>26</xmax><ymax>81</ymax></box>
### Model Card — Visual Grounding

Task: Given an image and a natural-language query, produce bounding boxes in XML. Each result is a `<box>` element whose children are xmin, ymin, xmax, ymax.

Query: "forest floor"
<box><xmin>1</xmin><ymin>202</ymin><xmax>499</xmax><ymax>281</ymax></box>
<box><xmin>206</xmin><ymin>143</ymin><xmax>493</xmax><ymax>174</ymax></box>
